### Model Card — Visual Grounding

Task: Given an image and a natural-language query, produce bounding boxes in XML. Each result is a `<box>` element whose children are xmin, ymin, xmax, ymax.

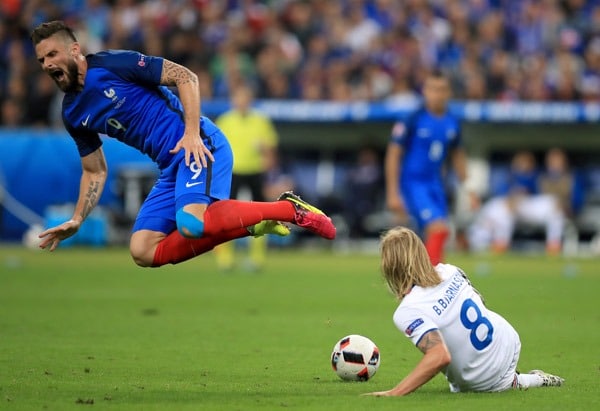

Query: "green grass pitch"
<box><xmin>1</xmin><ymin>245</ymin><xmax>598</xmax><ymax>410</ymax></box>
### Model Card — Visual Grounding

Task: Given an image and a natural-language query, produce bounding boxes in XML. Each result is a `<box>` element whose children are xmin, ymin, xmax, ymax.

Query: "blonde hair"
<box><xmin>380</xmin><ymin>227</ymin><xmax>441</xmax><ymax>298</ymax></box>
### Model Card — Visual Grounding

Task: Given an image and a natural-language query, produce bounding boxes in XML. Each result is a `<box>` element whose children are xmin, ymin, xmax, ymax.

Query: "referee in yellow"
<box><xmin>214</xmin><ymin>83</ymin><xmax>280</xmax><ymax>271</ymax></box>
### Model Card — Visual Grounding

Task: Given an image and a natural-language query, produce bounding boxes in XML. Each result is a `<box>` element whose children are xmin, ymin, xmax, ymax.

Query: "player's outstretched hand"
<box><xmin>169</xmin><ymin>130</ymin><xmax>215</xmax><ymax>169</ymax></box>
<box><xmin>38</xmin><ymin>219</ymin><xmax>81</xmax><ymax>251</ymax></box>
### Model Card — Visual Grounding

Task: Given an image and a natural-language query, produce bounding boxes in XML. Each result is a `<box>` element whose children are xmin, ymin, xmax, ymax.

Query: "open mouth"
<box><xmin>50</xmin><ymin>68</ymin><xmax>65</xmax><ymax>82</ymax></box>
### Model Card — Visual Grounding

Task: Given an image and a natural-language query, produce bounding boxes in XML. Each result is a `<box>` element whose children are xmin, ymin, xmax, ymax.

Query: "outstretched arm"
<box><xmin>39</xmin><ymin>147</ymin><xmax>107</xmax><ymax>251</ymax></box>
<box><xmin>365</xmin><ymin>330</ymin><xmax>451</xmax><ymax>396</ymax></box>
<box><xmin>161</xmin><ymin>59</ymin><xmax>214</xmax><ymax>169</ymax></box>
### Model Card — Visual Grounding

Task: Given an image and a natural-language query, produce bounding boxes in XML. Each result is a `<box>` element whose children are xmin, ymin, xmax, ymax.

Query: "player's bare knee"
<box><xmin>131</xmin><ymin>254</ymin><xmax>152</xmax><ymax>267</ymax></box>
<box><xmin>129</xmin><ymin>243</ymin><xmax>153</xmax><ymax>267</ymax></box>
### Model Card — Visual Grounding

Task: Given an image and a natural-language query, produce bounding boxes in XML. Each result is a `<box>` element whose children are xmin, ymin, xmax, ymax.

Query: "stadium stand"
<box><xmin>3</xmin><ymin>0</ymin><xmax>600</xmax><ymax>126</ymax></box>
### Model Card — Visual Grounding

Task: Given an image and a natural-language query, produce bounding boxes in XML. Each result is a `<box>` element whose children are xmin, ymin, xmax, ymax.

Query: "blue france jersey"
<box><xmin>391</xmin><ymin>107</ymin><xmax>462</xmax><ymax>181</ymax></box>
<box><xmin>61</xmin><ymin>50</ymin><xmax>219</xmax><ymax>168</ymax></box>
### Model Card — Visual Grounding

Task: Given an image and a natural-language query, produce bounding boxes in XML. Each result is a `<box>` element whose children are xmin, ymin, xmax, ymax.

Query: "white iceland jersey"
<box><xmin>393</xmin><ymin>263</ymin><xmax>520</xmax><ymax>392</ymax></box>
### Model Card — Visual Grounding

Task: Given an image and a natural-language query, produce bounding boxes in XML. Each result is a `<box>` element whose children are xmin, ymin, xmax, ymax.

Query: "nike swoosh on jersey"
<box><xmin>185</xmin><ymin>181</ymin><xmax>203</xmax><ymax>188</ymax></box>
<box><xmin>82</xmin><ymin>114</ymin><xmax>90</xmax><ymax>126</ymax></box>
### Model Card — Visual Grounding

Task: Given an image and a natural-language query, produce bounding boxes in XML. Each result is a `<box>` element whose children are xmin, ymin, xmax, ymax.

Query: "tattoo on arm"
<box><xmin>161</xmin><ymin>60</ymin><xmax>198</xmax><ymax>86</ymax></box>
<box><xmin>80</xmin><ymin>181</ymin><xmax>100</xmax><ymax>220</ymax></box>
<box><xmin>417</xmin><ymin>330</ymin><xmax>444</xmax><ymax>354</ymax></box>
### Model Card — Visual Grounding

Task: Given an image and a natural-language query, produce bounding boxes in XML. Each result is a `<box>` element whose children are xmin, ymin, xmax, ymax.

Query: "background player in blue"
<box><xmin>31</xmin><ymin>21</ymin><xmax>335</xmax><ymax>267</ymax></box>
<box><xmin>385</xmin><ymin>71</ymin><xmax>477</xmax><ymax>265</ymax></box>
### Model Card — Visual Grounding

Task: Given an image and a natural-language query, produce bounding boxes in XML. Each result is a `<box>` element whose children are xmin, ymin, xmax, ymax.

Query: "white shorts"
<box><xmin>487</xmin><ymin>330</ymin><xmax>522</xmax><ymax>392</ymax></box>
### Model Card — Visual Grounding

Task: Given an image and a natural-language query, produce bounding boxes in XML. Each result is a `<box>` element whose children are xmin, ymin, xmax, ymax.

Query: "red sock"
<box><xmin>202</xmin><ymin>199</ymin><xmax>295</xmax><ymax>236</ymax></box>
<box><xmin>152</xmin><ymin>227</ymin><xmax>249</xmax><ymax>267</ymax></box>
<box><xmin>425</xmin><ymin>228</ymin><xmax>449</xmax><ymax>265</ymax></box>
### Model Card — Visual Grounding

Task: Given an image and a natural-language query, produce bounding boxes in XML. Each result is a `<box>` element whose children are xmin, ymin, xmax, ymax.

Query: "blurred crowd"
<box><xmin>2</xmin><ymin>0</ymin><xmax>600</xmax><ymax>127</ymax></box>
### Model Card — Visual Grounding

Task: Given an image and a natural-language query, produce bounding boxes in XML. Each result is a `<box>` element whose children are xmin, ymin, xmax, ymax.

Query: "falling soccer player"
<box><xmin>31</xmin><ymin>20</ymin><xmax>335</xmax><ymax>267</ymax></box>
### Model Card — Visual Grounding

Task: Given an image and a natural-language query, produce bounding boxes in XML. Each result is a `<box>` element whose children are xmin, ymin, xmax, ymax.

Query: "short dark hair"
<box><xmin>30</xmin><ymin>20</ymin><xmax>77</xmax><ymax>45</ymax></box>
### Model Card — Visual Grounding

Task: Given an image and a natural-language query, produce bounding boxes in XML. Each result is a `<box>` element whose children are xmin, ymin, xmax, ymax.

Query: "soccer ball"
<box><xmin>331</xmin><ymin>334</ymin><xmax>380</xmax><ymax>381</ymax></box>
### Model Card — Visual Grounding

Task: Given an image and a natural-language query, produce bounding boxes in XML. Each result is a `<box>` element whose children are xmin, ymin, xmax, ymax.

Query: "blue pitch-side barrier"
<box><xmin>1</xmin><ymin>100</ymin><xmax>599</xmax><ymax>241</ymax></box>
<box><xmin>203</xmin><ymin>99</ymin><xmax>600</xmax><ymax>123</ymax></box>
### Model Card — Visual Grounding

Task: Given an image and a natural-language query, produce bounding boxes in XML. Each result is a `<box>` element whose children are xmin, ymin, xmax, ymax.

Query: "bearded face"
<box><xmin>54</xmin><ymin>58</ymin><xmax>80</xmax><ymax>92</ymax></box>
<box><xmin>35</xmin><ymin>35</ymin><xmax>82</xmax><ymax>93</ymax></box>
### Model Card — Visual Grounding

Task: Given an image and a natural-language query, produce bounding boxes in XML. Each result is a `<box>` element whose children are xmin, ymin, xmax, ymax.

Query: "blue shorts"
<box><xmin>132</xmin><ymin>124</ymin><xmax>233</xmax><ymax>234</ymax></box>
<box><xmin>401</xmin><ymin>178</ymin><xmax>448</xmax><ymax>231</ymax></box>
